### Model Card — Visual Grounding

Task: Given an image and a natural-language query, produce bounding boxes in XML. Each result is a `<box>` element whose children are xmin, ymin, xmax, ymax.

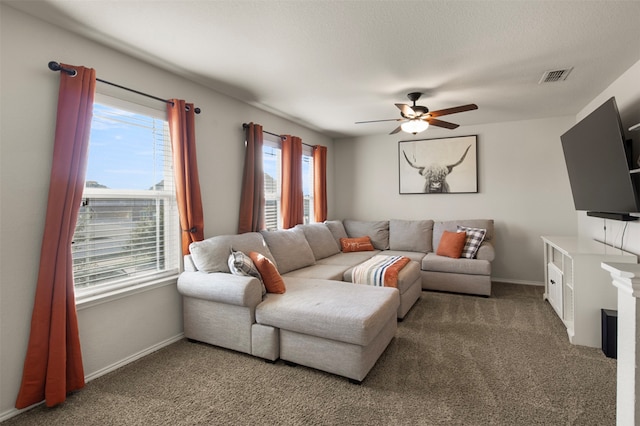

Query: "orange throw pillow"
<box><xmin>436</xmin><ymin>231</ymin><xmax>467</xmax><ymax>259</ymax></box>
<box><xmin>248</xmin><ymin>252</ymin><xmax>286</xmax><ymax>294</ymax></box>
<box><xmin>340</xmin><ymin>236</ymin><xmax>375</xmax><ymax>252</ymax></box>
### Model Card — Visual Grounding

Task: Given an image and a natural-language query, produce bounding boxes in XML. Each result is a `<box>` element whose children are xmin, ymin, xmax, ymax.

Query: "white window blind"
<box><xmin>72</xmin><ymin>95</ymin><xmax>180</xmax><ymax>292</ymax></box>
<box><xmin>263</xmin><ymin>139</ymin><xmax>282</xmax><ymax>231</ymax></box>
<box><xmin>302</xmin><ymin>145</ymin><xmax>314</xmax><ymax>225</ymax></box>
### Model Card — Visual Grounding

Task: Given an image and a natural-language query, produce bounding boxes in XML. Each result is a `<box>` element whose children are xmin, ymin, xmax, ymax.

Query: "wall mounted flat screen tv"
<box><xmin>560</xmin><ymin>97</ymin><xmax>639</xmax><ymax>221</ymax></box>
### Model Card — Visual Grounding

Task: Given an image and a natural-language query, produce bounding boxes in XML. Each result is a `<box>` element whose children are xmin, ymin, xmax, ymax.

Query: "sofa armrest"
<box><xmin>475</xmin><ymin>242</ymin><xmax>495</xmax><ymax>262</ymax></box>
<box><xmin>177</xmin><ymin>271</ymin><xmax>263</xmax><ymax>308</ymax></box>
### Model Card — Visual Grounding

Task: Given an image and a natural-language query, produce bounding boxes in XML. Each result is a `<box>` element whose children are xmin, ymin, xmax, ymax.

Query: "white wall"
<box><xmin>333</xmin><ymin>116</ymin><xmax>577</xmax><ymax>283</ymax></box>
<box><xmin>0</xmin><ymin>4</ymin><xmax>333</xmax><ymax>420</ymax></box>
<box><xmin>576</xmin><ymin>59</ymin><xmax>640</xmax><ymax>256</ymax></box>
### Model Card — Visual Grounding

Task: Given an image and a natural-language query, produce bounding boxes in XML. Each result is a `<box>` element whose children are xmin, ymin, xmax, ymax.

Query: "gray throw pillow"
<box><xmin>228</xmin><ymin>251</ymin><xmax>266</xmax><ymax>295</ymax></box>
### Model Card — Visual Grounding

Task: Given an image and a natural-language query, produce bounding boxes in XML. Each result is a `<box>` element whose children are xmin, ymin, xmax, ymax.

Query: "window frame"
<box><xmin>262</xmin><ymin>135</ymin><xmax>315</xmax><ymax>231</ymax></box>
<box><xmin>74</xmin><ymin>93</ymin><xmax>180</xmax><ymax>306</ymax></box>
<box><xmin>263</xmin><ymin>134</ymin><xmax>282</xmax><ymax>231</ymax></box>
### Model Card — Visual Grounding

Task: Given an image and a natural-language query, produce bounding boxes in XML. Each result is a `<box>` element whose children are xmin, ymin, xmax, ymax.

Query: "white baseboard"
<box><xmin>0</xmin><ymin>333</ymin><xmax>184</xmax><ymax>423</ymax></box>
<box><xmin>84</xmin><ymin>333</ymin><xmax>184</xmax><ymax>383</ymax></box>
<box><xmin>492</xmin><ymin>277</ymin><xmax>544</xmax><ymax>286</ymax></box>
<box><xmin>0</xmin><ymin>404</ymin><xmax>40</xmax><ymax>423</ymax></box>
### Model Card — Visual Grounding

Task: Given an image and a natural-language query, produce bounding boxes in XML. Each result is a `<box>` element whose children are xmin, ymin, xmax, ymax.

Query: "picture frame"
<box><xmin>398</xmin><ymin>135</ymin><xmax>478</xmax><ymax>194</ymax></box>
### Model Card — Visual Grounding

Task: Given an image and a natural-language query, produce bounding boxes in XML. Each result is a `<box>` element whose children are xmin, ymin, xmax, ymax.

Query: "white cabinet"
<box><xmin>547</xmin><ymin>263</ymin><xmax>563</xmax><ymax>318</ymax></box>
<box><xmin>542</xmin><ymin>236</ymin><xmax>637</xmax><ymax>347</ymax></box>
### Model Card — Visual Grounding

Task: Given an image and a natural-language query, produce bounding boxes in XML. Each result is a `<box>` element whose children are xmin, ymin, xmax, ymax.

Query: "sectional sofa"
<box><xmin>177</xmin><ymin>218</ymin><xmax>494</xmax><ymax>383</ymax></box>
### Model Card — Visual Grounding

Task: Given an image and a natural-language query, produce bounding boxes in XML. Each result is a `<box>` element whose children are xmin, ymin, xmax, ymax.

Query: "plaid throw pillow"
<box><xmin>228</xmin><ymin>251</ymin><xmax>266</xmax><ymax>295</ymax></box>
<box><xmin>456</xmin><ymin>226</ymin><xmax>486</xmax><ymax>259</ymax></box>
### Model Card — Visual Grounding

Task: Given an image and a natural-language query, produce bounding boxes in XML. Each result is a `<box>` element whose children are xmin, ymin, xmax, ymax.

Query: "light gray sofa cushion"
<box><xmin>433</xmin><ymin>220</ymin><xmax>495</xmax><ymax>263</ymax></box>
<box><xmin>389</xmin><ymin>219</ymin><xmax>434</xmax><ymax>253</ymax></box>
<box><xmin>184</xmin><ymin>254</ymin><xmax>197</xmax><ymax>272</ymax></box>
<box><xmin>422</xmin><ymin>253</ymin><xmax>491</xmax><ymax>275</ymax></box>
<box><xmin>261</xmin><ymin>227</ymin><xmax>316</xmax><ymax>274</ymax></box>
<box><xmin>189</xmin><ymin>232</ymin><xmax>275</xmax><ymax>273</ymax></box>
<box><xmin>283</xmin><ymin>264</ymin><xmax>350</xmax><ymax>281</ymax></box>
<box><xmin>315</xmin><ymin>251</ymin><xmax>380</xmax><ymax>267</ymax></box>
<box><xmin>256</xmin><ymin>277</ymin><xmax>399</xmax><ymax>347</ymax></box>
<box><xmin>324</xmin><ymin>220</ymin><xmax>349</xmax><ymax>247</ymax></box>
<box><xmin>343</xmin><ymin>220</ymin><xmax>390</xmax><ymax>250</ymax></box>
<box><xmin>433</xmin><ymin>219</ymin><xmax>494</xmax><ymax>251</ymax></box>
<box><xmin>296</xmin><ymin>223</ymin><xmax>341</xmax><ymax>260</ymax></box>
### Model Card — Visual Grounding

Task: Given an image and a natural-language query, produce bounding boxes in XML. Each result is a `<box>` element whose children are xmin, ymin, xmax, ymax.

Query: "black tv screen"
<box><xmin>560</xmin><ymin>97</ymin><xmax>639</xmax><ymax>218</ymax></box>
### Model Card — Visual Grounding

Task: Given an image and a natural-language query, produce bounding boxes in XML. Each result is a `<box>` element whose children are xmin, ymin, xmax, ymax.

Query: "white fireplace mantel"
<box><xmin>601</xmin><ymin>262</ymin><xmax>640</xmax><ymax>426</ymax></box>
<box><xmin>603</xmin><ymin>263</ymin><xmax>640</xmax><ymax>296</ymax></box>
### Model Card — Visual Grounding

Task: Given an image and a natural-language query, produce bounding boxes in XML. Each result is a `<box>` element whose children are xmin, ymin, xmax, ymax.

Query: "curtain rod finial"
<box><xmin>48</xmin><ymin>61</ymin><xmax>77</xmax><ymax>77</ymax></box>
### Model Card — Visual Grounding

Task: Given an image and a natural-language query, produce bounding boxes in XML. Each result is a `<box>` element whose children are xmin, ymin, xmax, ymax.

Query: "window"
<box><xmin>72</xmin><ymin>94</ymin><xmax>180</xmax><ymax>297</ymax></box>
<box><xmin>262</xmin><ymin>135</ymin><xmax>314</xmax><ymax>230</ymax></box>
<box><xmin>302</xmin><ymin>147</ymin><xmax>315</xmax><ymax>224</ymax></box>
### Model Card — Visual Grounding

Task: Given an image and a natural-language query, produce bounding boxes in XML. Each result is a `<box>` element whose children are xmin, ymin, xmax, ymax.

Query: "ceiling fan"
<box><xmin>355</xmin><ymin>92</ymin><xmax>478</xmax><ymax>135</ymax></box>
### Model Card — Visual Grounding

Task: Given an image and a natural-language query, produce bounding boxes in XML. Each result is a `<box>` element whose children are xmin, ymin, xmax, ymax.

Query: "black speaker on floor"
<box><xmin>601</xmin><ymin>309</ymin><xmax>618</xmax><ymax>359</ymax></box>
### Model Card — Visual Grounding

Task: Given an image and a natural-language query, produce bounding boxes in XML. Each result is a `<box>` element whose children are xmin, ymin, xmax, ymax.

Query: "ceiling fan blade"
<box><xmin>389</xmin><ymin>125</ymin><xmax>403</xmax><ymax>135</ymax></box>
<box><xmin>426</xmin><ymin>118</ymin><xmax>459</xmax><ymax>129</ymax></box>
<box><xmin>428</xmin><ymin>104</ymin><xmax>478</xmax><ymax>118</ymax></box>
<box><xmin>395</xmin><ymin>103</ymin><xmax>416</xmax><ymax>117</ymax></box>
<box><xmin>355</xmin><ymin>118</ymin><xmax>403</xmax><ymax>124</ymax></box>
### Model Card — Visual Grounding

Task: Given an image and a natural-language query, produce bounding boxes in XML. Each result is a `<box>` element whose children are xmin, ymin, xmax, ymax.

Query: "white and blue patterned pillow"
<box><xmin>456</xmin><ymin>226</ymin><xmax>486</xmax><ymax>259</ymax></box>
<box><xmin>228</xmin><ymin>250</ymin><xmax>266</xmax><ymax>295</ymax></box>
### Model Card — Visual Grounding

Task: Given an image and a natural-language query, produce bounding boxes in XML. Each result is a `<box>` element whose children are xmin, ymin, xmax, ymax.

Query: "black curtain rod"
<box><xmin>242</xmin><ymin>123</ymin><xmax>314</xmax><ymax>148</ymax></box>
<box><xmin>48</xmin><ymin>61</ymin><xmax>201</xmax><ymax>114</ymax></box>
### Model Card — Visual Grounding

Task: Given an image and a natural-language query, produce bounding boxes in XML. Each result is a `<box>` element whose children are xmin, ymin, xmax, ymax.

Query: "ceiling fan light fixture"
<box><xmin>401</xmin><ymin>119</ymin><xmax>429</xmax><ymax>134</ymax></box>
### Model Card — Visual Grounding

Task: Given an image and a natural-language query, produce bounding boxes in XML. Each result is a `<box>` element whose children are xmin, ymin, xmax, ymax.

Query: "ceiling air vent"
<box><xmin>539</xmin><ymin>67</ymin><xmax>573</xmax><ymax>84</ymax></box>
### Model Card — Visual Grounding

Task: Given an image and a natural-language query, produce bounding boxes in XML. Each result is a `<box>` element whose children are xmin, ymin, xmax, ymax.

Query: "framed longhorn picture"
<box><xmin>398</xmin><ymin>135</ymin><xmax>478</xmax><ymax>194</ymax></box>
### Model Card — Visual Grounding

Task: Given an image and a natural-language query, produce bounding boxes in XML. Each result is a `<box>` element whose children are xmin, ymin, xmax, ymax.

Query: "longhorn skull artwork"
<box><xmin>402</xmin><ymin>144</ymin><xmax>472</xmax><ymax>193</ymax></box>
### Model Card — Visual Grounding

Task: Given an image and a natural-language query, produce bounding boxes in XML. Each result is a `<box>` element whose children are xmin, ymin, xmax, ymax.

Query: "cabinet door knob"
<box><xmin>550</xmin><ymin>279</ymin><xmax>556</xmax><ymax>285</ymax></box>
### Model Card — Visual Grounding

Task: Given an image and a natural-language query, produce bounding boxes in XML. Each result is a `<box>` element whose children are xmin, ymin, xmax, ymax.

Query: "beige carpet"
<box><xmin>4</xmin><ymin>283</ymin><xmax>616</xmax><ymax>425</ymax></box>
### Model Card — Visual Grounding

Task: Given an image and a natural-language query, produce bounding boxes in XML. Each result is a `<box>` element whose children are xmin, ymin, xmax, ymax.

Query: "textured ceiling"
<box><xmin>6</xmin><ymin>0</ymin><xmax>640</xmax><ymax>137</ymax></box>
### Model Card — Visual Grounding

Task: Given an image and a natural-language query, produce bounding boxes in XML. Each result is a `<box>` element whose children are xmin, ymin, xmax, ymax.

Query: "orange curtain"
<box><xmin>313</xmin><ymin>145</ymin><xmax>328</xmax><ymax>222</ymax></box>
<box><xmin>281</xmin><ymin>135</ymin><xmax>304</xmax><ymax>229</ymax></box>
<box><xmin>16</xmin><ymin>64</ymin><xmax>95</xmax><ymax>409</ymax></box>
<box><xmin>167</xmin><ymin>100</ymin><xmax>204</xmax><ymax>255</ymax></box>
<box><xmin>238</xmin><ymin>123</ymin><xmax>265</xmax><ymax>233</ymax></box>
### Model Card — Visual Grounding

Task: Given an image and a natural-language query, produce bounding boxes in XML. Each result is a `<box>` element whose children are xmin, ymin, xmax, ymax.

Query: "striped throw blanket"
<box><xmin>351</xmin><ymin>255</ymin><xmax>410</xmax><ymax>288</ymax></box>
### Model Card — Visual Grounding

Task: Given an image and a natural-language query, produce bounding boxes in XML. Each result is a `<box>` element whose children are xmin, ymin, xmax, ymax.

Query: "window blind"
<box><xmin>263</xmin><ymin>143</ymin><xmax>281</xmax><ymax>231</ymax></box>
<box><xmin>72</xmin><ymin>98</ymin><xmax>179</xmax><ymax>290</ymax></box>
